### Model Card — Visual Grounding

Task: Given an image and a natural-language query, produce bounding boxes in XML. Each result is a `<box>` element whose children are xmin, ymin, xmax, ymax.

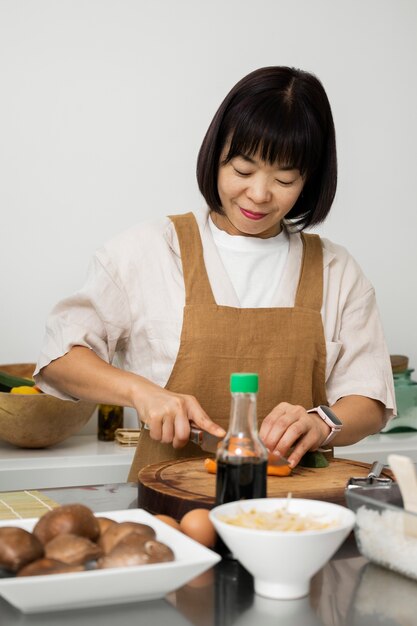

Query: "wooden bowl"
<box><xmin>0</xmin><ymin>363</ymin><xmax>96</xmax><ymax>448</ymax></box>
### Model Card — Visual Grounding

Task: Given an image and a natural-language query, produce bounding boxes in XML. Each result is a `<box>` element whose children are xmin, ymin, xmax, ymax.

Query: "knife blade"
<box><xmin>190</xmin><ymin>428</ymin><xmax>291</xmax><ymax>466</ymax></box>
<box><xmin>189</xmin><ymin>427</ymin><xmax>223</xmax><ymax>453</ymax></box>
<box><xmin>142</xmin><ymin>423</ymin><xmax>222</xmax><ymax>453</ymax></box>
<box><xmin>144</xmin><ymin>423</ymin><xmax>290</xmax><ymax>465</ymax></box>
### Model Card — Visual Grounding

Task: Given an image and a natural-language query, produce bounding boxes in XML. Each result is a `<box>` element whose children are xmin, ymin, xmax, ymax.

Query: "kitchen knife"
<box><xmin>188</xmin><ymin>427</ymin><xmax>223</xmax><ymax>453</ymax></box>
<box><xmin>189</xmin><ymin>427</ymin><xmax>291</xmax><ymax>466</ymax></box>
<box><xmin>144</xmin><ymin>423</ymin><xmax>290</xmax><ymax>465</ymax></box>
<box><xmin>142</xmin><ymin>423</ymin><xmax>221</xmax><ymax>453</ymax></box>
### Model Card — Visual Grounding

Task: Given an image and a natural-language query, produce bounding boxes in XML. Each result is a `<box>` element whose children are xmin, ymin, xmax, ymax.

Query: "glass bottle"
<box><xmin>97</xmin><ymin>404</ymin><xmax>124</xmax><ymax>441</ymax></box>
<box><xmin>215</xmin><ymin>373</ymin><xmax>268</xmax><ymax>506</ymax></box>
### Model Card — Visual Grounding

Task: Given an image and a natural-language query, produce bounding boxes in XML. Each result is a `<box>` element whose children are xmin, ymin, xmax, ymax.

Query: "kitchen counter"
<box><xmin>0</xmin><ymin>481</ymin><xmax>415</xmax><ymax>626</ymax></box>
<box><xmin>2</xmin><ymin>431</ymin><xmax>417</xmax><ymax>491</ymax></box>
<box><xmin>0</xmin><ymin>436</ymin><xmax>135</xmax><ymax>491</ymax></box>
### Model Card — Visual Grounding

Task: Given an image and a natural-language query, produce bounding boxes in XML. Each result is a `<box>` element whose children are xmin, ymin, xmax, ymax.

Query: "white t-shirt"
<box><xmin>208</xmin><ymin>217</ymin><xmax>289</xmax><ymax>307</ymax></box>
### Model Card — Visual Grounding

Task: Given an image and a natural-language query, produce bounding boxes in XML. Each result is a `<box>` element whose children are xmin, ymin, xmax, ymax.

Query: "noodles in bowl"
<box><xmin>209</xmin><ymin>497</ymin><xmax>355</xmax><ymax>600</ymax></box>
<box><xmin>219</xmin><ymin>504</ymin><xmax>340</xmax><ymax>532</ymax></box>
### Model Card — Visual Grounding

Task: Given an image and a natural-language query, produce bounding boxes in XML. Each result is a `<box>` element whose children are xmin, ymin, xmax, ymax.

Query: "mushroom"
<box><xmin>144</xmin><ymin>539</ymin><xmax>175</xmax><ymax>563</ymax></box>
<box><xmin>98</xmin><ymin>533</ymin><xmax>174</xmax><ymax>569</ymax></box>
<box><xmin>99</xmin><ymin>521</ymin><xmax>156</xmax><ymax>554</ymax></box>
<box><xmin>44</xmin><ymin>533</ymin><xmax>102</xmax><ymax>565</ymax></box>
<box><xmin>17</xmin><ymin>557</ymin><xmax>85</xmax><ymax>577</ymax></box>
<box><xmin>33</xmin><ymin>504</ymin><xmax>100</xmax><ymax>545</ymax></box>
<box><xmin>96</xmin><ymin>516</ymin><xmax>117</xmax><ymax>536</ymax></box>
<box><xmin>0</xmin><ymin>527</ymin><xmax>44</xmax><ymax>573</ymax></box>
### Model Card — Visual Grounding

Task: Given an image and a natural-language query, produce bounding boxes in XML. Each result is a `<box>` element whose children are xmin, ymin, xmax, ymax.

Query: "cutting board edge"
<box><xmin>137</xmin><ymin>456</ymin><xmax>392</xmax><ymax>519</ymax></box>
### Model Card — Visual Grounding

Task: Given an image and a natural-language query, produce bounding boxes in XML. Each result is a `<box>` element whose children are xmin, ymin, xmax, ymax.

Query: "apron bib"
<box><xmin>128</xmin><ymin>213</ymin><xmax>327</xmax><ymax>480</ymax></box>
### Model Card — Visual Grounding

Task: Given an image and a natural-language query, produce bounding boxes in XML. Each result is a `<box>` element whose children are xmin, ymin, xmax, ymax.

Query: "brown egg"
<box><xmin>179</xmin><ymin>509</ymin><xmax>216</xmax><ymax>548</ymax></box>
<box><xmin>154</xmin><ymin>515</ymin><xmax>181</xmax><ymax>532</ymax></box>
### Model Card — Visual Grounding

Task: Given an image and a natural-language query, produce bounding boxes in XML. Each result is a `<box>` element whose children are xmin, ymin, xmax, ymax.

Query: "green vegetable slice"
<box><xmin>0</xmin><ymin>371</ymin><xmax>35</xmax><ymax>392</ymax></box>
<box><xmin>299</xmin><ymin>450</ymin><xmax>329</xmax><ymax>468</ymax></box>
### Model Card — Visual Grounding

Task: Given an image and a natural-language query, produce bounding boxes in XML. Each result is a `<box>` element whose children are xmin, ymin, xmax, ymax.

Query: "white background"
<box><xmin>1</xmin><ymin>0</ymin><xmax>416</xmax><ymax>374</ymax></box>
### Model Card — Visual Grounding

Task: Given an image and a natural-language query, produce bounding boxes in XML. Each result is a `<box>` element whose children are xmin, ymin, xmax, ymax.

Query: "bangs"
<box><xmin>222</xmin><ymin>96</ymin><xmax>323</xmax><ymax>176</ymax></box>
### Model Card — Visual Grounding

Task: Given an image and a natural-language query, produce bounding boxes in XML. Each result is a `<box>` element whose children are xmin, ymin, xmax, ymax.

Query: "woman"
<box><xmin>34</xmin><ymin>66</ymin><xmax>395</xmax><ymax>480</ymax></box>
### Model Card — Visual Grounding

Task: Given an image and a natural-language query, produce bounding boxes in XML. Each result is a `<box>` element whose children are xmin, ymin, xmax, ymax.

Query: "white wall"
<box><xmin>1</xmin><ymin>0</ymin><xmax>416</xmax><ymax>373</ymax></box>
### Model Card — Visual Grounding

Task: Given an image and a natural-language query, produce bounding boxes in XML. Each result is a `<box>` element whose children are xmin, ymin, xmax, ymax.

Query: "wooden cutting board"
<box><xmin>137</xmin><ymin>457</ymin><xmax>392</xmax><ymax>520</ymax></box>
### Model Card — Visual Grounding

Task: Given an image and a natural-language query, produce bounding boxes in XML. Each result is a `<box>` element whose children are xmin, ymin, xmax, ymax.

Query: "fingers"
<box><xmin>260</xmin><ymin>402</ymin><xmax>300</xmax><ymax>453</ymax></box>
<box><xmin>186</xmin><ymin>396</ymin><xmax>226</xmax><ymax>438</ymax></box>
<box><xmin>260</xmin><ymin>403</ymin><xmax>325</xmax><ymax>468</ymax></box>
<box><xmin>142</xmin><ymin>391</ymin><xmax>225</xmax><ymax>449</ymax></box>
<box><xmin>286</xmin><ymin>430</ymin><xmax>319</xmax><ymax>468</ymax></box>
<box><xmin>147</xmin><ymin>401</ymin><xmax>191</xmax><ymax>448</ymax></box>
<box><xmin>259</xmin><ymin>403</ymin><xmax>287</xmax><ymax>443</ymax></box>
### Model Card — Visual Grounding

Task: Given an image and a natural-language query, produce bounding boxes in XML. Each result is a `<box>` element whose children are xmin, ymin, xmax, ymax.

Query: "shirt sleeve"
<box><xmin>324</xmin><ymin>254</ymin><xmax>396</xmax><ymax>425</ymax></box>
<box><xmin>34</xmin><ymin>253</ymin><xmax>132</xmax><ymax>400</ymax></box>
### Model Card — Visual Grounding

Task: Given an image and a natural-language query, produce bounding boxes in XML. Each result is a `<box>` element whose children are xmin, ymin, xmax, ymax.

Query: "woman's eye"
<box><xmin>233</xmin><ymin>167</ymin><xmax>251</xmax><ymax>177</ymax></box>
<box><xmin>276</xmin><ymin>179</ymin><xmax>295</xmax><ymax>186</ymax></box>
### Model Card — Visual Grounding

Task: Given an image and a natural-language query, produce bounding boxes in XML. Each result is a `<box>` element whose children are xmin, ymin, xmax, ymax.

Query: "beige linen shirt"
<box><xmin>34</xmin><ymin>207</ymin><xmax>395</xmax><ymax>423</ymax></box>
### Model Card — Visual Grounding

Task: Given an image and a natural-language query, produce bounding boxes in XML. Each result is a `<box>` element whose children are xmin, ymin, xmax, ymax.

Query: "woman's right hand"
<box><xmin>131</xmin><ymin>379</ymin><xmax>225</xmax><ymax>449</ymax></box>
<box><xmin>40</xmin><ymin>346</ymin><xmax>225</xmax><ymax>449</ymax></box>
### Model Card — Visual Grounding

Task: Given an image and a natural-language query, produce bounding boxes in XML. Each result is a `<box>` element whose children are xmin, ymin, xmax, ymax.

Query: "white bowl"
<box><xmin>209</xmin><ymin>498</ymin><xmax>355</xmax><ymax>600</ymax></box>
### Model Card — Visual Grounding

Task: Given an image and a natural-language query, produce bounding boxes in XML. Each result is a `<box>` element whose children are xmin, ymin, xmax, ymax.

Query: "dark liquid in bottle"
<box><xmin>215</xmin><ymin>459</ymin><xmax>267</xmax><ymax>505</ymax></box>
<box><xmin>98</xmin><ymin>405</ymin><xmax>124</xmax><ymax>441</ymax></box>
<box><xmin>215</xmin><ymin>459</ymin><xmax>267</xmax><ymax>558</ymax></box>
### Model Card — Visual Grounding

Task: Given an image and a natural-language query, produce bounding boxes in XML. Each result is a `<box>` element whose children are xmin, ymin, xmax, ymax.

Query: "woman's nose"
<box><xmin>245</xmin><ymin>175</ymin><xmax>272</xmax><ymax>204</ymax></box>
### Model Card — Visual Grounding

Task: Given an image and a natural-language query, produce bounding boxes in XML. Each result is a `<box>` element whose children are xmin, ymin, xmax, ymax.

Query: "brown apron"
<box><xmin>128</xmin><ymin>212</ymin><xmax>327</xmax><ymax>481</ymax></box>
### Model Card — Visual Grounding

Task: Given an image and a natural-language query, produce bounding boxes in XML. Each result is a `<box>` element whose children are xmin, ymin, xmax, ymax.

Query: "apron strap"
<box><xmin>168</xmin><ymin>213</ymin><xmax>216</xmax><ymax>305</ymax></box>
<box><xmin>295</xmin><ymin>233</ymin><xmax>324</xmax><ymax>312</ymax></box>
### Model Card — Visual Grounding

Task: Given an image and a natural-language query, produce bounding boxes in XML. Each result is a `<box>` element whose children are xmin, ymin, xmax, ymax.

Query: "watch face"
<box><xmin>319</xmin><ymin>405</ymin><xmax>343</xmax><ymax>426</ymax></box>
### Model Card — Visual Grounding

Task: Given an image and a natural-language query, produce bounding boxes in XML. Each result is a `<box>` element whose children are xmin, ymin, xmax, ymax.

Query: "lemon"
<box><xmin>10</xmin><ymin>386</ymin><xmax>41</xmax><ymax>395</ymax></box>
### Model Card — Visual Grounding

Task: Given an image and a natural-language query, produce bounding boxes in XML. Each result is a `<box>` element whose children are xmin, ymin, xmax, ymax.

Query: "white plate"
<box><xmin>0</xmin><ymin>509</ymin><xmax>220</xmax><ymax>613</ymax></box>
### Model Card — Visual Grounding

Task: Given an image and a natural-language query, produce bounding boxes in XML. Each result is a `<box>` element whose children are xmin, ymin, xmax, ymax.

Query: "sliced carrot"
<box><xmin>203</xmin><ymin>457</ymin><xmax>291</xmax><ymax>476</ymax></box>
<box><xmin>204</xmin><ymin>458</ymin><xmax>217</xmax><ymax>474</ymax></box>
<box><xmin>267</xmin><ymin>464</ymin><xmax>292</xmax><ymax>477</ymax></box>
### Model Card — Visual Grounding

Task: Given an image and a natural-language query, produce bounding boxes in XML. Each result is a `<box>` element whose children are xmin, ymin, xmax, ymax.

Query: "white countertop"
<box><xmin>2</xmin><ymin>432</ymin><xmax>417</xmax><ymax>491</ymax></box>
<box><xmin>0</xmin><ymin>436</ymin><xmax>135</xmax><ymax>491</ymax></box>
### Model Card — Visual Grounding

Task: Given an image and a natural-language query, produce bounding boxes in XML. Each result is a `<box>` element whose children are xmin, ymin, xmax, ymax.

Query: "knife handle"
<box><xmin>143</xmin><ymin>422</ymin><xmax>202</xmax><ymax>444</ymax></box>
<box><xmin>189</xmin><ymin>427</ymin><xmax>203</xmax><ymax>445</ymax></box>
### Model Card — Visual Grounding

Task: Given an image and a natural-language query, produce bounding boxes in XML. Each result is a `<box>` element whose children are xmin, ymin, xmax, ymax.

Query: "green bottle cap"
<box><xmin>230</xmin><ymin>373</ymin><xmax>258</xmax><ymax>393</ymax></box>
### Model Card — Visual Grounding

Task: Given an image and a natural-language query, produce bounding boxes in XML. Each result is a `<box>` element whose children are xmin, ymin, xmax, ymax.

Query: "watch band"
<box><xmin>307</xmin><ymin>405</ymin><xmax>343</xmax><ymax>447</ymax></box>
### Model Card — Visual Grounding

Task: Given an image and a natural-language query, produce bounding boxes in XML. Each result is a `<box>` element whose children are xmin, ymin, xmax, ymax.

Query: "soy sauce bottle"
<box><xmin>97</xmin><ymin>404</ymin><xmax>124</xmax><ymax>441</ymax></box>
<box><xmin>215</xmin><ymin>373</ymin><xmax>268</xmax><ymax>555</ymax></box>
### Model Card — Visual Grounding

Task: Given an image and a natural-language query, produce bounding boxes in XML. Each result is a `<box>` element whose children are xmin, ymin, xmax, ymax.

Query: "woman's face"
<box><xmin>214</xmin><ymin>150</ymin><xmax>305</xmax><ymax>238</ymax></box>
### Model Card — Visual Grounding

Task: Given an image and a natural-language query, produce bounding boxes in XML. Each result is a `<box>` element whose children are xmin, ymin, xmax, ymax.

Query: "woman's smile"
<box><xmin>239</xmin><ymin>207</ymin><xmax>268</xmax><ymax>220</ymax></box>
<box><xmin>214</xmin><ymin>151</ymin><xmax>305</xmax><ymax>238</ymax></box>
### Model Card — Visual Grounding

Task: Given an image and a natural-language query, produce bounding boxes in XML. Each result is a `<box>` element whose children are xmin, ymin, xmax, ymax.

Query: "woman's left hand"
<box><xmin>259</xmin><ymin>402</ymin><xmax>331</xmax><ymax>468</ymax></box>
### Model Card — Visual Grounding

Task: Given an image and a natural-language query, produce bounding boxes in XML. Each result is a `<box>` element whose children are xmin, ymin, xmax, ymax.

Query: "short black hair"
<box><xmin>197</xmin><ymin>66</ymin><xmax>337</xmax><ymax>230</ymax></box>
